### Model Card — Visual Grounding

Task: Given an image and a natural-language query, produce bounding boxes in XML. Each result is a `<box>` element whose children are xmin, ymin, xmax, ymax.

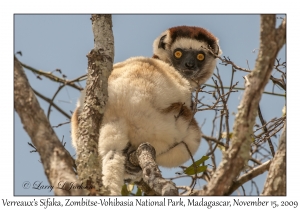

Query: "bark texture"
<box><xmin>261</xmin><ymin>123</ymin><xmax>286</xmax><ymax>195</ymax></box>
<box><xmin>14</xmin><ymin>56</ymin><xmax>84</xmax><ymax>196</ymax></box>
<box><xmin>226</xmin><ymin>160</ymin><xmax>271</xmax><ymax>195</ymax></box>
<box><xmin>134</xmin><ymin>143</ymin><xmax>178</xmax><ymax>195</ymax></box>
<box><xmin>75</xmin><ymin>14</ymin><xmax>114</xmax><ymax>195</ymax></box>
<box><xmin>196</xmin><ymin>15</ymin><xmax>286</xmax><ymax>195</ymax></box>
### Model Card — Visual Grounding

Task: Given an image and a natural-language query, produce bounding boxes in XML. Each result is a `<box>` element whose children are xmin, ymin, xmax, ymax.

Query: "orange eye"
<box><xmin>174</xmin><ymin>50</ymin><xmax>182</xmax><ymax>58</ymax></box>
<box><xmin>197</xmin><ymin>53</ymin><xmax>205</xmax><ymax>61</ymax></box>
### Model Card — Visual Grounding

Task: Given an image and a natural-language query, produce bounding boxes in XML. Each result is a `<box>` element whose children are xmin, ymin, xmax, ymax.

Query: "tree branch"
<box><xmin>226</xmin><ymin>160</ymin><xmax>271</xmax><ymax>195</ymax></box>
<box><xmin>75</xmin><ymin>14</ymin><xmax>114</xmax><ymax>195</ymax></box>
<box><xmin>130</xmin><ymin>143</ymin><xmax>178</xmax><ymax>195</ymax></box>
<box><xmin>257</xmin><ymin>105</ymin><xmax>275</xmax><ymax>157</ymax></box>
<box><xmin>197</xmin><ymin>14</ymin><xmax>286</xmax><ymax>196</ymax></box>
<box><xmin>32</xmin><ymin>88</ymin><xmax>71</xmax><ymax>119</ymax></box>
<box><xmin>21</xmin><ymin>62</ymin><xmax>84</xmax><ymax>91</ymax></box>
<box><xmin>261</xmin><ymin>122</ymin><xmax>286</xmax><ymax>195</ymax></box>
<box><xmin>204</xmin><ymin>83</ymin><xmax>285</xmax><ymax>97</ymax></box>
<box><xmin>14</xmin><ymin>56</ymin><xmax>84</xmax><ymax>195</ymax></box>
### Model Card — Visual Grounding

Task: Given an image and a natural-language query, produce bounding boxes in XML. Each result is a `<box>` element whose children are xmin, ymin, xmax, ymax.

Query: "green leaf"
<box><xmin>183</xmin><ymin>156</ymin><xmax>209</xmax><ymax>175</ymax></box>
<box><xmin>135</xmin><ymin>187</ymin><xmax>142</xmax><ymax>196</ymax></box>
<box><xmin>121</xmin><ymin>184</ymin><xmax>130</xmax><ymax>196</ymax></box>
<box><xmin>184</xmin><ymin>165</ymin><xmax>207</xmax><ymax>175</ymax></box>
<box><xmin>189</xmin><ymin>156</ymin><xmax>209</xmax><ymax>168</ymax></box>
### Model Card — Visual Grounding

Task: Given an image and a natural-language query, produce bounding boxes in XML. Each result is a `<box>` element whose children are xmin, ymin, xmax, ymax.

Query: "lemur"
<box><xmin>71</xmin><ymin>26</ymin><xmax>221</xmax><ymax>195</ymax></box>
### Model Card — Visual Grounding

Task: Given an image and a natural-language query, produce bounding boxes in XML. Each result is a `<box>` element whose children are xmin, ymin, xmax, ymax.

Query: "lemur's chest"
<box><xmin>104</xmin><ymin>57</ymin><xmax>195</xmax><ymax>153</ymax></box>
<box><xmin>126</xmin><ymin>101</ymin><xmax>195</xmax><ymax>153</ymax></box>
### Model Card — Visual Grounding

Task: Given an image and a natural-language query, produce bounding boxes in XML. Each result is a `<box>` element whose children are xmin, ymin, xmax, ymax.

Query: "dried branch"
<box><xmin>218</xmin><ymin>56</ymin><xmax>251</xmax><ymax>73</ymax></box>
<box><xmin>202</xmin><ymin>134</ymin><xmax>228</xmax><ymax>149</ymax></box>
<box><xmin>274</xmin><ymin>58</ymin><xmax>286</xmax><ymax>76</ymax></box>
<box><xmin>178</xmin><ymin>186</ymin><xmax>192</xmax><ymax>195</ymax></box>
<box><xmin>275</xmin><ymin>17</ymin><xmax>286</xmax><ymax>50</ymax></box>
<box><xmin>270</xmin><ymin>75</ymin><xmax>286</xmax><ymax>90</ymax></box>
<box><xmin>196</xmin><ymin>89</ymin><xmax>224</xmax><ymax>111</ymax></box>
<box><xmin>204</xmin><ymin>84</ymin><xmax>285</xmax><ymax>97</ymax></box>
<box><xmin>134</xmin><ymin>179</ymin><xmax>157</xmax><ymax>196</ymax></box>
<box><xmin>75</xmin><ymin>14</ymin><xmax>114</xmax><ymax>195</ymax></box>
<box><xmin>130</xmin><ymin>143</ymin><xmax>178</xmax><ymax>195</ymax></box>
<box><xmin>21</xmin><ymin>62</ymin><xmax>84</xmax><ymax>91</ymax></box>
<box><xmin>254</xmin><ymin>117</ymin><xmax>285</xmax><ymax>147</ymax></box>
<box><xmin>32</xmin><ymin>89</ymin><xmax>71</xmax><ymax>119</ymax></box>
<box><xmin>257</xmin><ymin>105</ymin><xmax>275</xmax><ymax>157</ymax></box>
<box><xmin>226</xmin><ymin>160</ymin><xmax>271</xmax><ymax>195</ymax></box>
<box><xmin>197</xmin><ymin>15</ymin><xmax>286</xmax><ymax>196</ymax></box>
<box><xmin>249</xmin><ymin>157</ymin><xmax>263</xmax><ymax>166</ymax></box>
<box><xmin>214</xmin><ymin>68</ymin><xmax>232</xmax><ymax>147</ymax></box>
<box><xmin>52</xmin><ymin>121</ymin><xmax>70</xmax><ymax>128</ymax></box>
<box><xmin>14</xmin><ymin>56</ymin><xmax>84</xmax><ymax>195</ymax></box>
<box><xmin>261</xmin><ymin>122</ymin><xmax>286</xmax><ymax>195</ymax></box>
<box><xmin>47</xmin><ymin>84</ymin><xmax>66</xmax><ymax>119</ymax></box>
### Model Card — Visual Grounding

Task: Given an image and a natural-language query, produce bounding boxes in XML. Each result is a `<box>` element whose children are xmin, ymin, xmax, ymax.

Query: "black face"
<box><xmin>170</xmin><ymin>48</ymin><xmax>206</xmax><ymax>78</ymax></box>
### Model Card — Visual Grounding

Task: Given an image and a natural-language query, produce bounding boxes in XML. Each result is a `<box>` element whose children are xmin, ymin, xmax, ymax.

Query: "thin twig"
<box><xmin>204</xmin><ymin>84</ymin><xmax>285</xmax><ymax>97</ymax></box>
<box><xmin>202</xmin><ymin>134</ymin><xmax>228</xmax><ymax>149</ymax></box>
<box><xmin>21</xmin><ymin>62</ymin><xmax>84</xmax><ymax>90</ymax></box>
<box><xmin>218</xmin><ymin>56</ymin><xmax>251</xmax><ymax>73</ymax></box>
<box><xmin>257</xmin><ymin>105</ymin><xmax>275</xmax><ymax>157</ymax></box>
<box><xmin>52</xmin><ymin>121</ymin><xmax>70</xmax><ymax>128</ymax></box>
<box><xmin>33</xmin><ymin>89</ymin><xmax>71</xmax><ymax>119</ymax></box>
<box><xmin>47</xmin><ymin>84</ymin><xmax>66</xmax><ymax>119</ymax></box>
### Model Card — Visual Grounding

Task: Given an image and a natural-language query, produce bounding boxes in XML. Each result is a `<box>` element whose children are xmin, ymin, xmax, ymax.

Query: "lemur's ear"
<box><xmin>158</xmin><ymin>35</ymin><xmax>167</xmax><ymax>49</ymax></box>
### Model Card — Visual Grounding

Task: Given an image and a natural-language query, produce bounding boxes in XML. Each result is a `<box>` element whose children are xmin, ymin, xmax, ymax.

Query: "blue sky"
<box><xmin>14</xmin><ymin>14</ymin><xmax>286</xmax><ymax>196</ymax></box>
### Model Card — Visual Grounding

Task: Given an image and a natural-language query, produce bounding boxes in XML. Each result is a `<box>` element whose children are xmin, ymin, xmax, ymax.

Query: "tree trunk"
<box><xmin>14</xmin><ymin>56</ymin><xmax>84</xmax><ymax>196</ymax></box>
<box><xmin>75</xmin><ymin>14</ymin><xmax>114</xmax><ymax>195</ymax></box>
<box><xmin>261</xmin><ymin>122</ymin><xmax>286</xmax><ymax>195</ymax></box>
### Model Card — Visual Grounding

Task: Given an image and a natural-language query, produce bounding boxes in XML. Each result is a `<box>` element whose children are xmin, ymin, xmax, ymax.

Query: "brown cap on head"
<box><xmin>153</xmin><ymin>26</ymin><xmax>221</xmax><ymax>62</ymax></box>
<box><xmin>168</xmin><ymin>26</ymin><xmax>219</xmax><ymax>52</ymax></box>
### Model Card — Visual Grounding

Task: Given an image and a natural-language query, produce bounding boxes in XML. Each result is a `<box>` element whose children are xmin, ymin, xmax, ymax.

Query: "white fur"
<box><xmin>72</xmin><ymin>26</ymin><xmax>222</xmax><ymax>195</ymax></box>
<box><xmin>72</xmin><ymin>57</ymin><xmax>202</xmax><ymax>195</ymax></box>
<box><xmin>70</xmin><ymin>88</ymin><xmax>85</xmax><ymax>151</ymax></box>
<box><xmin>171</xmin><ymin>38</ymin><xmax>222</xmax><ymax>56</ymax></box>
<box><xmin>98</xmin><ymin>57</ymin><xmax>201</xmax><ymax>194</ymax></box>
<box><xmin>99</xmin><ymin>119</ymin><xmax>128</xmax><ymax>195</ymax></box>
<box><xmin>171</xmin><ymin>38</ymin><xmax>210</xmax><ymax>51</ymax></box>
